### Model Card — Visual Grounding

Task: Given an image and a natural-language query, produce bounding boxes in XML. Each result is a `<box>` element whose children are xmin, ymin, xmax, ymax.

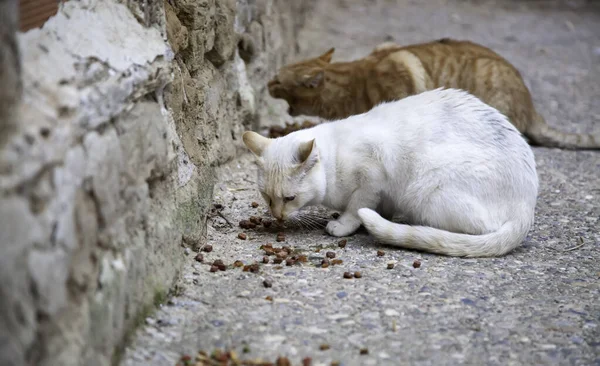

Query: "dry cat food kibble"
<box><xmin>251</xmin><ymin>201</ymin><xmax>259</xmax><ymax>208</ymax></box>
<box><xmin>413</xmin><ymin>259</ymin><xmax>422</xmax><ymax>268</ymax></box>
<box><xmin>343</xmin><ymin>272</ymin><xmax>354</xmax><ymax>279</ymax></box>
<box><xmin>209</xmin><ymin>265</ymin><xmax>219</xmax><ymax>273</ymax></box>
<box><xmin>331</xmin><ymin>259</ymin><xmax>343</xmax><ymax>265</ymax></box>
<box><xmin>321</xmin><ymin>259</ymin><xmax>330</xmax><ymax>266</ymax></box>
<box><xmin>354</xmin><ymin>271</ymin><xmax>362</xmax><ymax>278</ymax></box>
<box><xmin>298</xmin><ymin>255</ymin><xmax>308</xmax><ymax>263</ymax></box>
<box><xmin>276</xmin><ymin>356</ymin><xmax>291</xmax><ymax>366</ymax></box>
<box><xmin>377</xmin><ymin>250</ymin><xmax>385</xmax><ymax>257</ymax></box>
<box><xmin>285</xmin><ymin>258</ymin><xmax>295</xmax><ymax>266</ymax></box>
<box><xmin>262</xmin><ymin>219</ymin><xmax>272</xmax><ymax>228</ymax></box>
<box><xmin>194</xmin><ymin>253</ymin><xmax>203</xmax><ymax>262</ymax></box>
<box><xmin>273</xmin><ymin>257</ymin><xmax>283</xmax><ymax>264</ymax></box>
<box><xmin>276</xmin><ymin>232</ymin><xmax>286</xmax><ymax>242</ymax></box>
<box><xmin>233</xmin><ymin>260</ymin><xmax>244</xmax><ymax>268</ymax></box>
<box><xmin>249</xmin><ymin>216</ymin><xmax>262</xmax><ymax>225</ymax></box>
<box><xmin>202</xmin><ymin>245</ymin><xmax>213</xmax><ymax>252</ymax></box>
<box><xmin>319</xmin><ymin>344</ymin><xmax>331</xmax><ymax>351</ymax></box>
<box><xmin>265</xmin><ymin>296</ymin><xmax>273</xmax><ymax>301</ymax></box>
<box><xmin>243</xmin><ymin>263</ymin><xmax>260</xmax><ymax>273</ymax></box>
<box><xmin>262</xmin><ymin>256</ymin><xmax>270</xmax><ymax>264</ymax></box>
<box><xmin>263</xmin><ymin>279</ymin><xmax>273</xmax><ymax>288</ymax></box>
<box><xmin>360</xmin><ymin>348</ymin><xmax>369</xmax><ymax>355</ymax></box>
<box><xmin>239</xmin><ymin>220</ymin><xmax>255</xmax><ymax>229</ymax></box>
<box><xmin>302</xmin><ymin>357</ymin><xmax>312</xmax><ymax>366</ymax></box>
<box><xmin>238</xmin><ymin>233</ymin><xmax>247</xmax><ymax>240</ymax></box>
<box><xmin>387</xmin><ymin>263</ymin><xmax>395</xmax><ymax>269</ymax></box>
<box><xmin>326</xmin><ymin>251</ymin><xmax>336</xmax><ymax>259</ymax></box>
<box><xmin>338</xmin><ymin>239</ymin><xmax>347</xmax><ymax>248</ymax></box>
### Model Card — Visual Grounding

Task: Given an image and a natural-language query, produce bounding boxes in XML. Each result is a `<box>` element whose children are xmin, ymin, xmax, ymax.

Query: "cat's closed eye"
<box><xmin>284</xmin><ymin>196</ymin><xmax>296</xmax><ymax>202</ymax></box>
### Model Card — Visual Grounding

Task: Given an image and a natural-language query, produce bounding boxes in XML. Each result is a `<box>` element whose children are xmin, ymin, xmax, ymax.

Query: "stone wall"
<box><xmin>0</xmin><ymin>0</ymin><xmax>312</xmax><ymax>365</ymax></box>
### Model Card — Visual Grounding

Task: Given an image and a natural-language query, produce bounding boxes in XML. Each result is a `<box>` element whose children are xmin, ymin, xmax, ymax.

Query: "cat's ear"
<box><xmin>296</xmin><ymin>139</ymin><xmax>318</xmax><ymax>170</ymax></box>
<box><xmin>302</xmin><ymin>71</ymin><xmax>324</xmax><ymax>88</ymax></box>
<box><xmin>243</xmin><ymin>131</ymin><xmax>272</xmax><ymax>157</ymax></box>
<box><xmin>318</xmin><ymin>48</ymin><xmax>335</xmax><ymax>63</ymax></box>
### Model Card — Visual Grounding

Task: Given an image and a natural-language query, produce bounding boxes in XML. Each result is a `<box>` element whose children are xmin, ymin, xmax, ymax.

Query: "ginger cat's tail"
<box><xmin>357</xmin><ymin>208</ymin><xmax>529</xmax><ymax>258</ymax></box>
<box><xmin>526</xmin><ymin>113</ymin><xmax>600</xmax><ymax>150</ymax></box>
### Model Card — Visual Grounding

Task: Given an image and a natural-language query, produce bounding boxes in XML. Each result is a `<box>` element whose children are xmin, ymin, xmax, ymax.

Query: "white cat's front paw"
<box><xmin>326</xmin><ymin>219</ymin><xmax>359</xmax><ymax>237</ymax></box>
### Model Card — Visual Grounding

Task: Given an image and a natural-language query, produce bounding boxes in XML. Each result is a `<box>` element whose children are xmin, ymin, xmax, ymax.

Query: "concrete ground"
<box><xmin>122</xmin><ymin>1</ymin><xmax>600</xmax><ymax>365</ymax></box>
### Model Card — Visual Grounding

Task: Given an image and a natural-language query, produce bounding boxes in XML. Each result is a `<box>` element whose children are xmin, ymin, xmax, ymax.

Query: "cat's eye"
<box><xmin>284</xmin><ymin>196</ymin><xmax>296</xmax><ymax>202</ymax></box>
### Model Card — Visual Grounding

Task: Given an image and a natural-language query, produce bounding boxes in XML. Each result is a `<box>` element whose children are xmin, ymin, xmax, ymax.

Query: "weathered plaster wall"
<box><xmin>0</xmin><ymin>0</ymin><xmax>313</xmax><ymax>365</ymax></box>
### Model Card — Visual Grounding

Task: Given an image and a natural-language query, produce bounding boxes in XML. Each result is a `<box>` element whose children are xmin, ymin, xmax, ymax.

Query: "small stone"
<box><xmin>343</xmin><ymin>272</ymin><xmax>353</xmax><ymax>279</ymax></box>
<box><xmin>184</xmin><ymin>248</ymin><xmax>191</xmax><ymax>255</ymax></box>
<box><xmin>354</xmin><ymin>271</ymin><xmax>362</xmax><ymax>278</ymax></box>
<box><xmin>210</xmin><ymin>265</ymin><xmax>219</xmax><ymax>272</ymax></box>
<box><xmin>238</xmin><ymin>233</ymin><xmax>247</xmax><ymax>240</ymax></box>
<box><xmin>387</xmin><ymin>263</ymin><xmax>395</xmax><ymax>269</ymax></box>
<box><xmin>194</xmin><ymin>253</ymin><xmax>203</xmax><ymax>262</ymax></box>
<box><xmin>263</xmin><ymin>279</ymin><xmax>273</xmax><ymax>288</ymax></box>
<box><xmin>202</xmin><ymin>245</ymin><xmax>213</xmax><ymax>252</ymax></box>
<box><xmin>262</xmin><ymin>220</ymin><xmax>272</xmax><ymax>228</ymax></box>
<box><xmin>360</xmin><ymin>348</ymin><xmax>369</xmax><ymax>355</ymax></box>
<box><xmin>319</xmin><ymin>344</ymin><xmax>331</xmax><ymax>351</ymax></box>
<box><xmin>262</xmin><ymin>256</ymin><xmax>270</xmax><ymax>264</ymax></box>
<box><xmin>413</xmin><ymin>260</ymin><xmax>422</xmax><ymax>268</ymax></box>
<box><xmin>233</xmin><ymin>260</ymin><xmax>244</xmax><ymax>267</ymax></box>
<box><xmin>302</xmin><ymin>357</ymin><xmax>312</xmax><ymax>366</ymax></box>
<box><xmin>338</xmin><ymin>239</ymin><xmax>347</xmax><ymax>248</ymax></box>
<box><xmin>326</xmin><ymin>251</ymin><xmax>336</xmax><ymax>259</ymax></box>
<box><xmin>251</xmin><ymin>201</ymin><xmax>259</xmax><ymax>208</ymax></box>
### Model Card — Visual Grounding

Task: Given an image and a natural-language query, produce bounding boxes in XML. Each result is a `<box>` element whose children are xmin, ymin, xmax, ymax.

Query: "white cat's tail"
<box><xmin>357</xmin><ymin>208</ymin><xmax>530</xmax><ymax>258</ymax></box>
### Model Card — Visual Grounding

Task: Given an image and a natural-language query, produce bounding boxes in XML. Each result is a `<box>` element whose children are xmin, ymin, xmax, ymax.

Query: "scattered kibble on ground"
<box><xmin>238</xmin><ymin>233</ymin><xmax>247</xmax><ymax>240</ymax></box>
<box><xmin>338</xmin><ymin>239</ymin><xmax>347</xmax><ymax>248</ymax></box>
<box><xmin>319</xmin><ymin>344</ymin><xmax>331</xmax><ymax>351</ymax></box>
<box><xmin>387</xmin><ymin>263</ymin><xmax>394</xmax><ymax>269</ymax></box>
<box><xmin>326</xmin><ymin>251</ymin><xmax>336</xmax><ymax>259</ymax></box>
<box><xmin>377</xmin><ymin>250</ymin><xmax>385</xmax><ymax>256</ymax></box>
<box><xmin>251</xmin><ymin>201</ymin><xmax>259</xmax><ymax>208</ymax></box>
<box><xmin>413</xmin><ymin>259</ymin><xmax>422</xmax><ymax>268</ymax></box>
<box><xmin>263</xmin><ymin>279</ymin><xmax>273</xmax><ymax>288</ymax></box>
<box><xmin>354</xmin><ymin>271</ymin><xmax>362</xmax><ymax>278</ymax></box>
<box><xmin>343</xmin><ymin>272</ymin><xmax>353</xmax><ymax>279</ymax></box>
<box><xmin>268</xmin><ymin>120</ymin><xmax>316</xmax><ymax>138</ymax></box>
<box><xmin>360</xmin><ymin>348</ymin><xmax>369</xmax><ymax>355</ymax></box>
<box><xmin>302</xmin><ymin>357</ymin><xmax>312</xmax><ymax>366</ymax></box>
<box><xmin>194</xmin><ymin>253</ymin><xmax>203</xmax><ymax>262</ymax></box>
<box><xmin>202</xmin><ymin>245</ymin><xmax>213</xmax><ymax>252</ymax></box>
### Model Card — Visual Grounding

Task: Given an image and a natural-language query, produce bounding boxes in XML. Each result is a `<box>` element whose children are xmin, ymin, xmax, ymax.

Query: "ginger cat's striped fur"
<box><xmin>268</xmin><ymin>38</ymin><xmax>599</xmax><ymax>149</ymax></box>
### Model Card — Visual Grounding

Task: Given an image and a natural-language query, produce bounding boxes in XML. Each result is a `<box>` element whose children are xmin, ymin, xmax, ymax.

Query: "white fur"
<box><xmin>243</xmin><ymin>88</ymin><xmax>539</xmax><ymax>257</ymax></box>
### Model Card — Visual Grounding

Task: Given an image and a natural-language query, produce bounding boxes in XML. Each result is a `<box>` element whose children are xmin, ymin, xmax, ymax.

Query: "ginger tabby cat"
<box><xmin>268</xmin><ymin>38</ymin><xmax>599</xmax><ymax>149</ymax></box>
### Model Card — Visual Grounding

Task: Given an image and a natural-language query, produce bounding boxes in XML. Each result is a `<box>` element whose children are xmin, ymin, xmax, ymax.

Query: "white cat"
<box><xmin>243</xmin><ymin>88</ymin><xmax>538</xmax><ymax>257</ymax></box>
